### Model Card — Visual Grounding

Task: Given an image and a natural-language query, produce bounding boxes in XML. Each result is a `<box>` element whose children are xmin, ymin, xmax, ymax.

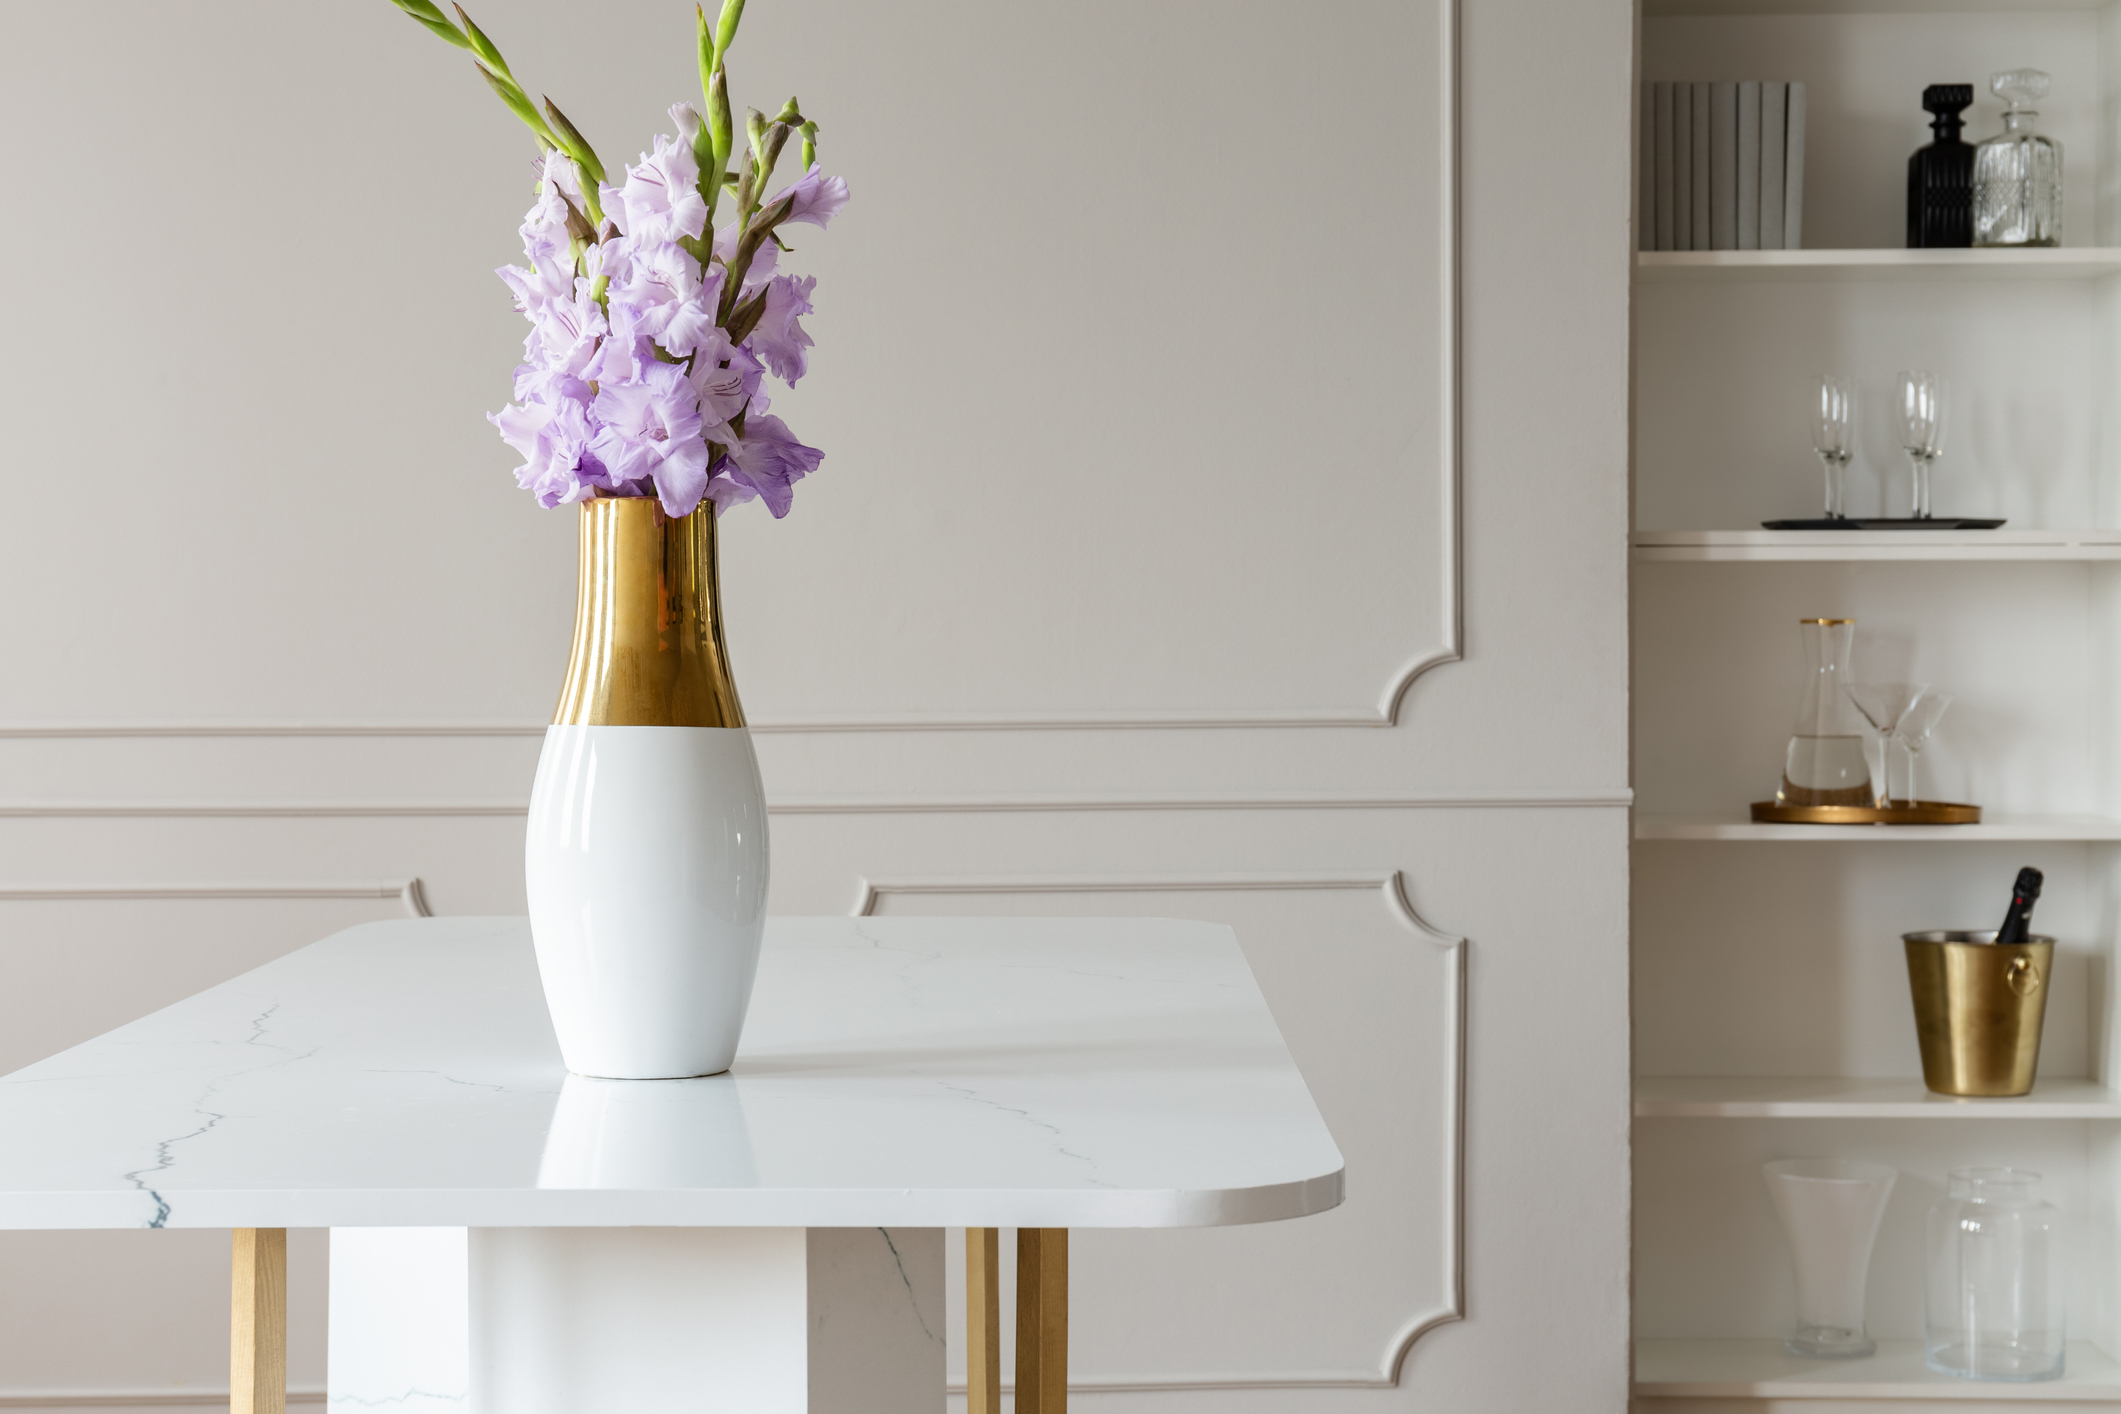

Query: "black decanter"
<box><xmin>1908</xmin><ymin>83</ymin><xmax>1975</xmax><ymax>247</ymax></box>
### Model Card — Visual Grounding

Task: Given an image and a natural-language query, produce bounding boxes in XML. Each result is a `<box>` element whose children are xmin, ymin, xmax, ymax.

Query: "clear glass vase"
<box><xmin>1925</xmin><ymin>1168</ymin><xmax>2065</xmax><ymax>1381</ymax></box>
<box><xmin>1778</xmin><ymin>618</ymin><xmax>1874</xmax><ymax>807</ymax></box>
<box><xmin>1764</xmin><ymin>1158</ymin><xmax>1897</xmax><ymax>1358</ymax></box>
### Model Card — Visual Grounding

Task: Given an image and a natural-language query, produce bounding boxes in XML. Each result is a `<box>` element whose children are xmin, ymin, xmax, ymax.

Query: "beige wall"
<box><xmin>0</xmin><ymin>0</ymin><xmax>1634</xmax><ymax>1409</ymax></box>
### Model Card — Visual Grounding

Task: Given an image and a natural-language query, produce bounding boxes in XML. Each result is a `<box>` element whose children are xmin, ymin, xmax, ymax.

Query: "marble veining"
<box><xmin>0</xmin><ymin>917</ymin><xmax>1343</xmax><ymax>1230</ymax></box>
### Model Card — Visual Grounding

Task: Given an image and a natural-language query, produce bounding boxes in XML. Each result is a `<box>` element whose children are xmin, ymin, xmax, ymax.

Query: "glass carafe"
<box><xmin>1925</xmin><ymin>1168</ymin><xmax>2065</xmax><ymax>1381</ymax></box>
<box><xmin>1974</xmin><ymin>70</ymin><xmax>2062</xmax><ymax>247</ymax></box>
<box><xmin>1779</xmin><ymin>618</ymin><xmax>1873</xmax><ymax>807</ymax></box>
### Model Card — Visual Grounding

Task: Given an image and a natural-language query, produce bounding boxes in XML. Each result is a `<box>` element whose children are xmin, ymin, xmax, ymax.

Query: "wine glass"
<box><xmin>1897</xmin><ymin>371</ymin><xmax>1947</xmax><ymax>520</ymax></box>
<box><xmin>1846</xmin><ymin>682</ymin><xmax>1929</xmax><ymax>805</ymax></box>
<box><xmin>1814</xmin><ymin>376</ymin><xmax>1853</xmax><ymax>519</ymax></box>
<box><xmin>1898</xmin><ymin>691</ymin><xmax>1954</xmax><ymax>804</ymax></box>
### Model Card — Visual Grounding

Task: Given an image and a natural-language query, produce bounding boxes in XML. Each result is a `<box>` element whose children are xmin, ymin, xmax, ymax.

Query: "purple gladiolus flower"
<box><xmin>522</xmin><ymin>149</ymin><xmax>587</xmax><ymax>251</ymax></box>
<box><xmin>711</xmin><ymin>411</ymin><xmax>824</xmax><ymax>518</ymax></box>
<box><xmin>668</xmin><ymin>102</ymin><xmax>703</xmax><ymax>150</ymax></box>
<box><xmin>526</xmin><ymin>290</ymin><xmax>609</xmax><ymax>380</ymax></box>
<box><xmin>683</xmin><ymin>330</ymin><xmax>754</xmax><ymax>439</ymax></box>
<box><xmin>747</xmin><ymin>274</ymin><xmax>815</xmax><ymax>384</ymax></box>
<box><xmin>492</xmin><ymin>396</ymin><xmax>608</xmax><ymax>509</ymax></box>
<box><xmin>615</xmin><ymin>132</ymin><xmax>708</xmax><ymax>244</ymax></box>
<box><xmin>609</xmin><ymin>240</ymin><xmax>722</xmax><ymax>358</ymax></box>
<box><xmin>778</xmin><ymin>164</ymin><xmax>849</xmax><ymax>229</ymax></box>
<box><xmin>589</xmin><ymin>361</ymin><xmax>714</xmax><ymax>516</ymax></box>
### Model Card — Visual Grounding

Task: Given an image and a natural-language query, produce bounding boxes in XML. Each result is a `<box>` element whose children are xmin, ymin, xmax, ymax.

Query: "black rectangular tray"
<box><xmin>1761</xmin><ymin>518</ymin><xmax>2006</xmax><ymax>530</ymax></box>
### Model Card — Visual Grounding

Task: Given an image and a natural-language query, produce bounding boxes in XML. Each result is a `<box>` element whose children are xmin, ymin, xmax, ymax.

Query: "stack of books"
<box><xmin>1640</xmin><ymin>81</ymin><xmax>1807</xmax><ymax>251</ymax></box>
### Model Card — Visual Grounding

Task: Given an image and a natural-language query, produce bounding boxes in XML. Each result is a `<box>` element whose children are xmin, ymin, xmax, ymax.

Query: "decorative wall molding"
<box><xmin>0</xmin><ymin>879</ymin><xmax>432</xmax><ymax>917</ymax></box>
<box><xmin>0</xmin><ymin>723</ymin><xmax>548</xmax><ymax>739</ymax></box>
<box><xmin>0</xmin><ymin>0</ymin><xmax>1460</xmax><ymax>741</ymax></box>
<box><xmin>857</xmin><ymin>870</ymin><xmax>1464</xmax><ymax>1391</ymax></box>
<box><xmin>0</xmin><ymin>802</ymin><xmax>531</xmax><ymax>818</ymax></box>
<box><xmin>0</xmin><ymin>790</ymin><xmax>1631</xmax><ymax>819</ymax></box>
<box><xmin>0</xmin><ymin>1390</ymin><xmax>324</xmax><ymax>1409</ymax></box>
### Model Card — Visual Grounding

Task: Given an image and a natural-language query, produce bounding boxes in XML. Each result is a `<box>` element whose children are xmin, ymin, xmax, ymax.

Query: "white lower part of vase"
<box><xmin>525</xmin><ymin>725</ymin><xmax>770</xmax><ymax>1079</ymax></box>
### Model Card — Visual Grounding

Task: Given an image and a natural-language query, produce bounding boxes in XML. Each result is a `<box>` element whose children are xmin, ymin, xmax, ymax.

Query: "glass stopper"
<box><xmin>1991</xmin><ymin>68</ymin><xmax>2050</xmax><ymax>111</ymax></box>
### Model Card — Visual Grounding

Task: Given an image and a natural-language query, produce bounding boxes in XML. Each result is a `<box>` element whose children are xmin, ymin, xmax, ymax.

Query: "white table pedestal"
<box><xmin>330</xmin><ymin>1227</ymin><xmax>945</xmax><ymax>1414</ymax></box>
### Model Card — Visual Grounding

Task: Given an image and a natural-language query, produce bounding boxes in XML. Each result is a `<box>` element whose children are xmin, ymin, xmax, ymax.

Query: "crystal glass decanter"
<box><xmin>1974</xmin><ymin>70</ymin><xmax>2062</xmax><ymax>247</ymax></box>
<box><xmin>1908</xmin><ymin>84</ymin><xmax>1974</xmax><ymax>248</ymax></box>
<box><xmin>1778</xmin><ymin>618</ymin><xmax>1874</xmax><ymax>807</ymax></box>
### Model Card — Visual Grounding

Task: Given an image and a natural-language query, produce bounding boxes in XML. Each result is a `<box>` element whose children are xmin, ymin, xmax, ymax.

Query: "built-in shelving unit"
<box><xmin>1633</xmin><ymin>0</ymin><xmax>2121</xmax><ymax>1403</ymax></box>
<box><xmin>1637</xmin><ymin>1076</ymin><xmax>2121</xmax><ymax>1118</ymax></box>
<box><xmin>1636</xmin><ymin>815</ymin><xmax>2121</xmax><ymax>841</ymax></box>
<box><xmin>1635</xmin><ymin>529</ymin><xmax>2121</xmax><ymax>561</ymax></box>
<box><xmin>1636</xmin><ymin>1340</ymin><xmax>2121</xmax><ymax>1400</ymax></box>
<box><xmin>1638</xmin><ymin>247</ymin><xmax>2121</xmax><ymax>281</ymax></box>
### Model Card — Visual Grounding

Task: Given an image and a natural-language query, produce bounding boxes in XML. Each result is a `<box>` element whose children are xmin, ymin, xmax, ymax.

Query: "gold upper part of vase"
<box><xmin>552</xmin><ymin>497</ymin><xmax>746</xmax><ymax>728</ymax></box>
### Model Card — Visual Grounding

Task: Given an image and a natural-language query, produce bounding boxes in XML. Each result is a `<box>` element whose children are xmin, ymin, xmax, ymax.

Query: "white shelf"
<box><xmin>1636</xmin><ymin>814</ymin><xmax>2121</xmax><ymax>842</ymax></box>
<box><xmin>1634</xmin><ymin>530</ymin><xmax>2121</xmax><ymax>563</ymax></box>
<box><xmin>1636</xmin><ymin>1076</ymin><xmax>2121</xmax><ymax>1119</ymax></box>
<box><xmin>1636</xmin><ymin>1339</ymin><xmax>2121</xmax><ymax>1400</ymax></box>
<box><xmin>1649</xmin><ymin>0</ymin><xmax>2105</xmax><ymax>13</ymax></box>
<box><xmin>1637</xmin><ymin>248</ymin><xmax>2121</xmax><ymax>284</ymax></box>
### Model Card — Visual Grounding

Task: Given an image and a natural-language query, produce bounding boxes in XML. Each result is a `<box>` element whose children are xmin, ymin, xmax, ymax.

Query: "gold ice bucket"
<box><xmin>1903</xmin><ymin>931</ymin><xmax>2055</xmax><ymax>1097</ymax></box>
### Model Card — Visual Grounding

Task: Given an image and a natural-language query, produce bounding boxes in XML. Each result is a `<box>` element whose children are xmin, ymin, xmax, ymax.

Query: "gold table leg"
<box><xmin>231</xmin><ymin>1228</ymin><xmax>286</xmax><ymax>1414</ymax></box>
<box><xmin>1015</xmin><ymin>1228</ymin><xmax>1067</xmax><ymax>1414</ymax></box>
<box><xmin>966</xmin><ymin>1228</ymin><xmax>1002</xmax><ymax>1414</ymax></box>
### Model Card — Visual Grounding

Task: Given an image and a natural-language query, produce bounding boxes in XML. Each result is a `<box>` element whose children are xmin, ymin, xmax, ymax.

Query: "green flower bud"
<box><xmin>389</xmin><ymin>0</ymin><xmax>471</xmax><ymax>48</ymax></box>
<box><xmin>450</xmin><ymin>5</ymin><xmax>512</xmax><ymax>79</ymax></box>
<box><xmin>713</xmin><ymin>0</ymin><xmax>746</xmax><ymax>64</ymax></box>
<box><xmin>543</xmin><ymin>97</ymin><xmax>606</xmax><ymax>185</ymax></box>
<box><xmin>708</xmin><ymin>69</ymin><xmax>732</xmax><ymax>167</ymax></box>
<box><xmin>696</xmin><ymin>6</ymin><xmax>715</xmax><ymax>105</ymax></box>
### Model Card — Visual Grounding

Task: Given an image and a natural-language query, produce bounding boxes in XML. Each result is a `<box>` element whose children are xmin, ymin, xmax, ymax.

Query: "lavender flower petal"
<box><xmin>617</xmin><ymin>131</ymin><xmax>708</xmax><ymax>244</ymax></box>
<box><xmin>747</xmin><ymin>274</ymin><xmax>816</xmax><ymax>384</ymax></box>
<box><xmin>719</xmin><ymin>411</ymin><xmax>824</xmax><ymax>518</ymax></box>
<box><xmin>778</xmin><ymin>163</ymin><xmax>849</xmax><ymax>229</ymax></box>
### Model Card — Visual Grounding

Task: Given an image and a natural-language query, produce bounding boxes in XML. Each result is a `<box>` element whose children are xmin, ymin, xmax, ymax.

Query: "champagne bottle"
<box><xmin>1995</xmin><ymin>866</ymin><xmax>2043</xmax><ymax>947</ymax></box>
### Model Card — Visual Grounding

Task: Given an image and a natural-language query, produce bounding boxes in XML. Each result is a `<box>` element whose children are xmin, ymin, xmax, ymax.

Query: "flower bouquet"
<box><xmin>391</xmin><ymin>0</ymin><xmax>848</xmax><ymax>518</ymax></box>
<box><xmin>390</xmin><ymin>0</ymin><xmax>847</xmax><ymax>1079</ymax></box>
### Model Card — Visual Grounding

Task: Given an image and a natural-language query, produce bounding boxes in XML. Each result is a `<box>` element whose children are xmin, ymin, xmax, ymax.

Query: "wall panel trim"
<box><xmin>858</xmin><ymin>870</ymin><xmax>1463</xmax><ymax>1390</ymax></box>
<box><xmin>0</xmin><ymin>1391</ymin><xmax>324</xmax><ymax>1409</ymax></box>
<box><xmin>0</xmin><ymin>880</ymin><xmax>431</xmax><ymax>916</ymax></box>
<box><xmin>0</xmin><ymin>791</ymin><xmax>1630</xmax><ymax>819</ymax></box>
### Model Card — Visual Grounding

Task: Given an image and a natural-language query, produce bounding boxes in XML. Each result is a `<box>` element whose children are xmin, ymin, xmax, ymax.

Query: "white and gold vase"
<box><xmin>525</xmin><ymin>497</ymin><xmax>769</xmax><ymax>1079</ymax></box>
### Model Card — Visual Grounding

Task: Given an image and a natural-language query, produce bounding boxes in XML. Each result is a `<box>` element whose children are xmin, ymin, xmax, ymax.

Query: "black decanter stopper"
<box><xmin>1908</xmin><ymin>83</ymin><xmax>1975</xmax><ymax>248</ymax></box>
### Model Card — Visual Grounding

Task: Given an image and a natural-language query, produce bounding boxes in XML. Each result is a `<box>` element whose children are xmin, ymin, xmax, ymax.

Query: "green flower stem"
<box><xmin>475</xmin><ymin>63</ymin><xmax>564</xmax><ymax>150</ymax></box>
<box><xmin>719</xmin><ymin>189</ymin><xmax>795</xmax><ymax>320</ymax></box>
<box><xmin>799</xmin><ymin>120</ymin><xmax>817</xmax><ymax>171</ymax></box>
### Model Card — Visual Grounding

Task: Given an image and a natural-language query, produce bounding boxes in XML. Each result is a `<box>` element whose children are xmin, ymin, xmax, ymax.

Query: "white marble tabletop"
<box><xmin>0</xmin><ymin>917</ymin><xmax>1343</xmax><ymax>1231</ymax></box>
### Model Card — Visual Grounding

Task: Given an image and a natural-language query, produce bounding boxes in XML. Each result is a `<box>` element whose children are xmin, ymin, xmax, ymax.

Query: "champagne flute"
<box><xmin>1898</xmin><ymin>691</ymin><xmax>1953</xmax><ymax>803</ymax></box>
<box><xmin>1846</xmin><ymin>682</ymin><xmax>1929</xmax><ymax>804</ymax></box>
<box><xmin>1814</xmin><ymin>376</ymin><xmax>1853</xmax><ymax>519</ymax></box>
<box><xmin>1897</xmin><ymin>371</ymin><xmax>1946</xmax><ymax>520</ymax></box>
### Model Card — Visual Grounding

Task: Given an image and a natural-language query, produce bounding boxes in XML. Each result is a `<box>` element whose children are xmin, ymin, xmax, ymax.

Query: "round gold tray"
<box><xmin>1749</xmin><ymin>800</ymin><xmax>1982</xmax><ymax>825</ymax></box>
